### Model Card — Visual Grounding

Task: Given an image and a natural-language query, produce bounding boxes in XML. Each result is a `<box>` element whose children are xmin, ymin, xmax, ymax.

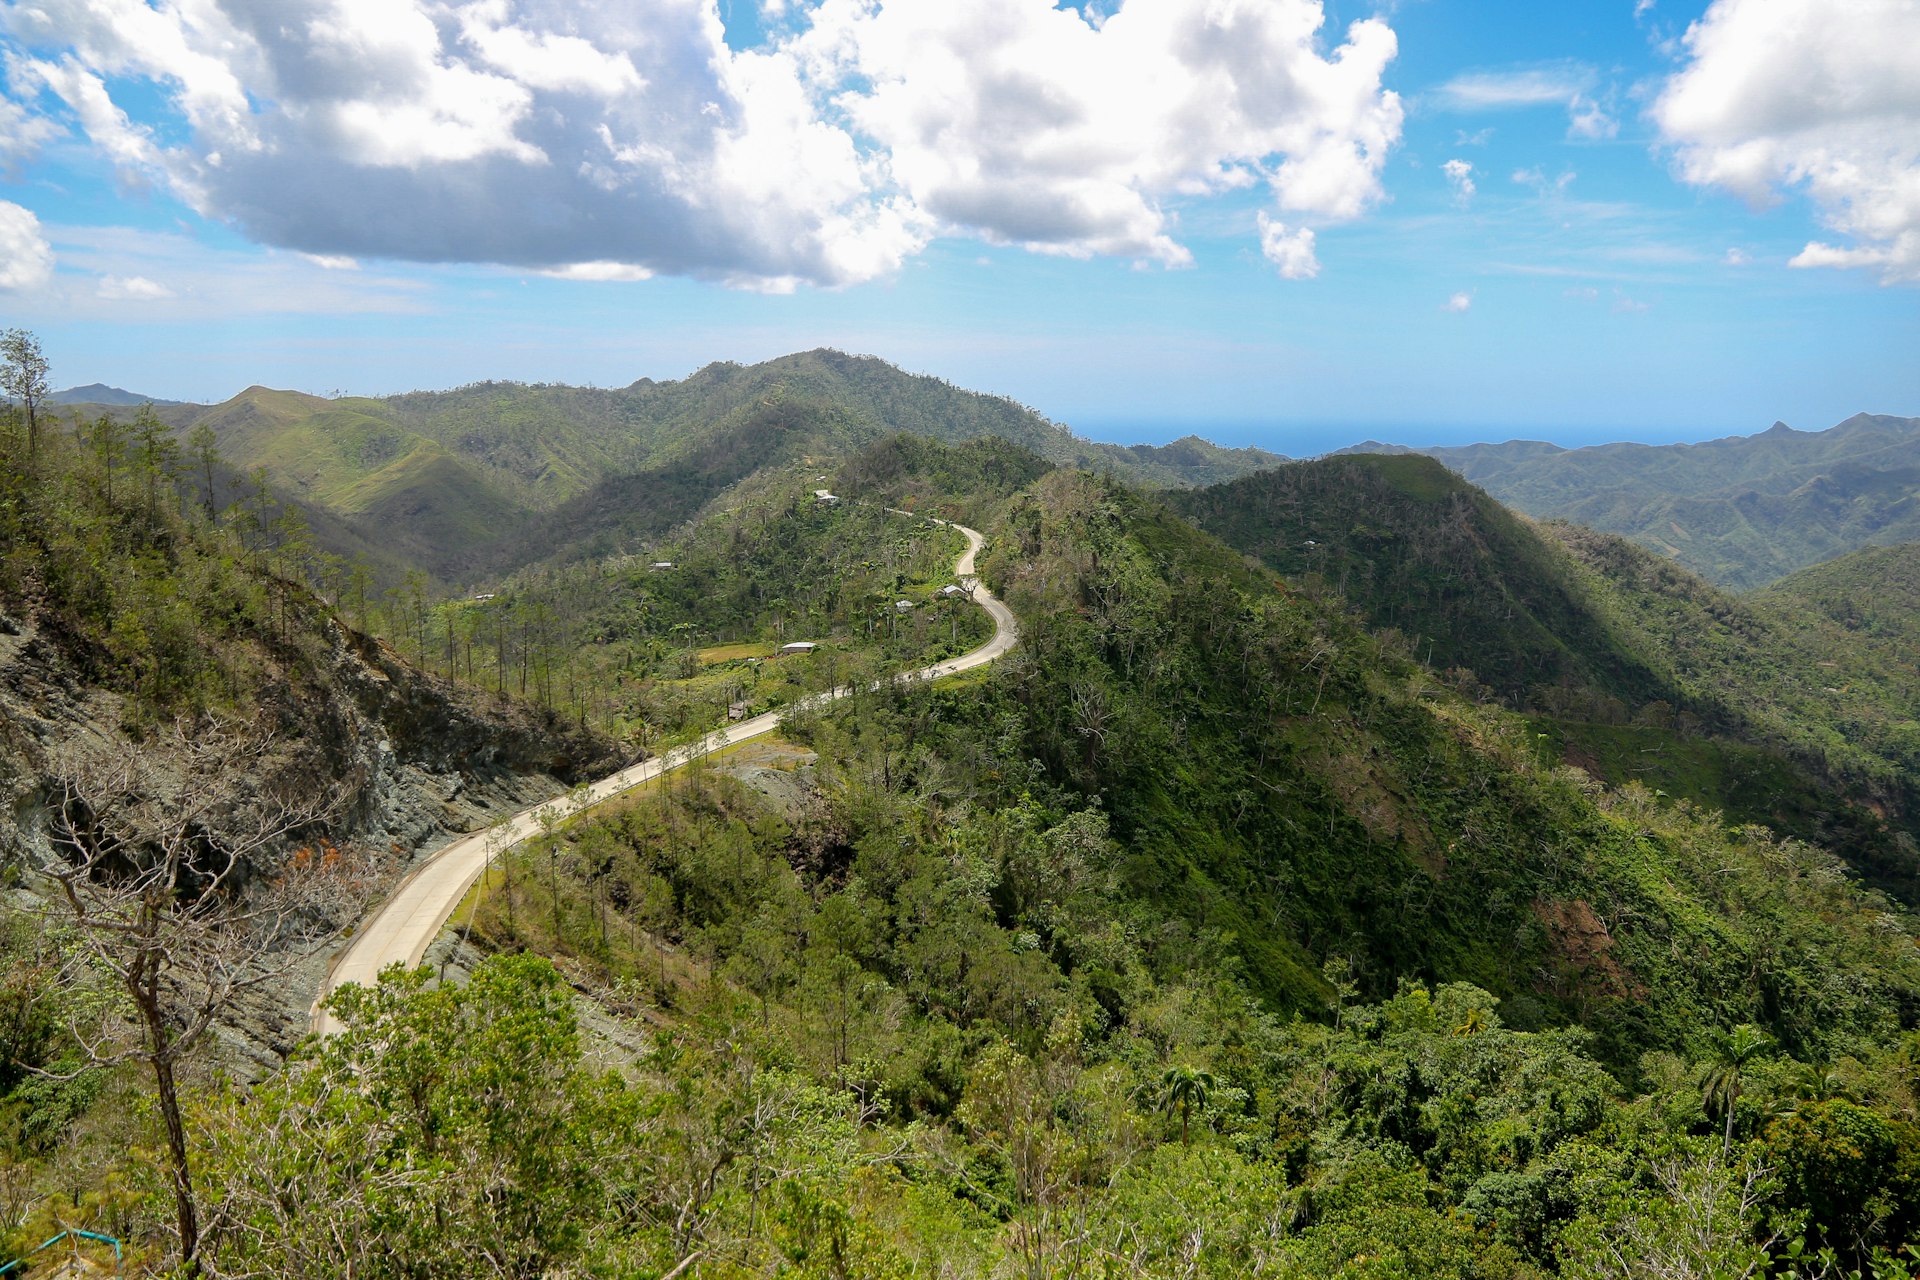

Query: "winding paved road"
<box><xmin>313</xmin><ymin>518</ymin><xmax>1014</xmax><ymax>1034</ymax></box>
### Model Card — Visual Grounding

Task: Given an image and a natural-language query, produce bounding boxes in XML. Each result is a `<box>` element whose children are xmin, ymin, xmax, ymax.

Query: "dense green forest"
<box><xmin>1172</xmin><ymin>455</ymin><xmax>1920</xmax><ymax>902</ymax></box>
<box><xmin>9</xmin><ymin>337</ymin><xmax>1920</xmax><ymax>1276</ymax></box>
<box><xmin>165</xmin><ymin>461</ymin><xmax>1920</xmax><ymax>1278</ymax></box>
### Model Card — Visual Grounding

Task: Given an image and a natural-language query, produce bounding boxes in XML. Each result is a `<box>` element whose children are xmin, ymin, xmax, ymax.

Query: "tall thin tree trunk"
<box><xmin>144</xmin><ymin>1012</ymin><xmax>199</xmax><ymax>1266</ymax></box>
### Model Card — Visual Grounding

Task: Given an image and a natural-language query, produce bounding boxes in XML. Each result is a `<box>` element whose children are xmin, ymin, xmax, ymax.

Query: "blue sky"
<box><xmin>0</xmin><ymin>0</ymin><xmax>1914</xmax><ymax>456</ymax></box>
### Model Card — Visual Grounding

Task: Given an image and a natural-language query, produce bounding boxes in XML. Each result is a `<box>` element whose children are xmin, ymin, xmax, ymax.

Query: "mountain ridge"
<box><xmin>123</xmin><ymin>349</ymin><xmax>1286</xmax><ymax>581</ymax></box>
<box><xmin>48</xmin><ymin>382</ymin><xmax>188</xmax><ymax>407</ymax></box>
<box><xmin>1172</xmin><ymin>452</ymin><xmax>1920</xmax><ymax>900</ymax></box>
<box><xmin>1339</xmin><ymin>412</ymin><xmax>1920</xmax><ymax>588</ymax></box>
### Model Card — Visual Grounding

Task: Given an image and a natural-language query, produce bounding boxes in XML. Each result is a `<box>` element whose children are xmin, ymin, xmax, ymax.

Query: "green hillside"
<box><xmin>349</xmin><ymin>460</ymin><xmax>1920</xmax><ymax>1275</ymax></box>
<box><xmin>1358</xmin><ymin>413</ymin><xmax>1920</xmax><ymax>589</ymax></box>
<box><xmin>1168</xmin><ymin>453</ymin><xmax>1671</xmax><ymax>707</ymax></box>
<box><xmin>1762</xmin><ymin>542</ymin><xmax>1920</xmax><ymax>652</ymax></box>
<box><xmin>1175</xmin><ymin>455</ymin><xmax>1920</xmax><ymax>900</ymax></box>
<box><xmin>13</xmin><ymin>392</ymin><xmax>1920</xmax><ymax>1276</ymax></box>
<box><xmin>441</xmin><ymin>455</ymin><xmax>994</xmax><ymax>745</ymax></box>
<box><xmin>145</xmin><ymin>351</ymin><xmax>1284</xmax><ymax>581</ymax></box>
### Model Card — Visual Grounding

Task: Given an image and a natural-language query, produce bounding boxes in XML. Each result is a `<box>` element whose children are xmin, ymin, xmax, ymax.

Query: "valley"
<box><xmin>313</xmin><ymin>513</ymin><xmax>1017</xmax><ymax>1035</ymax></box>
<box><xmin>3</xmin><ymin>0</ymin><xmax>1912</xmax><ymax>1268</ymax></box>
<box><xmin>6</xmin><ymin>344</ymin><xmax>1920</xmax><ymax>1278</ymax></box>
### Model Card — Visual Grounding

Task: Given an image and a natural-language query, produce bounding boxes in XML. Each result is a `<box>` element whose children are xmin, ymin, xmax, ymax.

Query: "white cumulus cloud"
<box><xmin>1442</xmin><ymin>290</ymin><xmax>1470</xmax><ymax>312</ymax></box>
<box><xmin>0</xmin><ymin>199</ymin><xmax>52</xmax><ymax>289</ymax></box>
<box><xmin>1653</xmin><ymin>0</ymin><xmax>1920</xmax><ymax>284</ymax></box>
<box><xmin>1442</xmin><ymin>158</ymin><xmax>1475</xmax><ymax>206</ymax></box>
<box><xmin>1257</xmin><ymin>215</ymin><xmax>1319</xmax><ymax>280</ymax></box>
<box><xmin>0</xmin><ymin>0</ymin><xmax>1405</xmax><ymax>288</ymax></box>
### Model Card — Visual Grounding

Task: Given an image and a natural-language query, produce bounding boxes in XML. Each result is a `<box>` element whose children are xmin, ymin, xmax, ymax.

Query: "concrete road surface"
<box><xmin>313</xmin><ymin>517</ymin><xmax>1015</xmax><ymax>1034</ymax></box>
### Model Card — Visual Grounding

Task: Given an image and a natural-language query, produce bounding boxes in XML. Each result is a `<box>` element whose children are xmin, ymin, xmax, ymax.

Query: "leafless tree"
<box><xmin>32</xmin><ymin>719</ymin><xmax>380</xmax><ymax>1269</ymax></box>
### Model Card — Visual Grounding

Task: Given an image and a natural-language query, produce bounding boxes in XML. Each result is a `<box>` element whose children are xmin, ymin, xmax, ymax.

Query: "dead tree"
<box><xmin>33</xmin><ymin>719</ymin><xmax>377</xmax><ymax>1269</ymax></box>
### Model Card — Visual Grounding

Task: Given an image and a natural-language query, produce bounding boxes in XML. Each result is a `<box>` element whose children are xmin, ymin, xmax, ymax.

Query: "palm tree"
<box><xmin>1780</xmin><ymin>1060</ymin><xmax>1849</xmax><ymax>1115</ymax></box>
<box><xmin>1701</xmin><ymin>1024</ymin><xmax>1773</xmax><ymax>1154</ymax></box>
<box><xmin>1158</xmin><ymin>1065</ymin><xmax>1219</xmax><ymax>1146</ymax></box>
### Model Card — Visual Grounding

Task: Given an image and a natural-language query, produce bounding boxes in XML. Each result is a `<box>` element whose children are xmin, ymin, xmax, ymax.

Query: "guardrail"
<box><xmin>1</xmin><ymin>1229</ymin><xmax>123</xmax><ymax>1275</ymax></box>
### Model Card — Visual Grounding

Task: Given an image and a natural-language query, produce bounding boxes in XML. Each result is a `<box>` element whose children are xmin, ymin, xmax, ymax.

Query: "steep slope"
<box><xmin>1174</xmin><ymin>455</ymin><xmax>1920</xmax><ymax>899</ymax></box>
<box><xmin>1167</xmin><ymin>454</ymin><xmax>1671</xmax><ymax>707</ymax></box>
<box><xmin>1351</xmin><ymin>413</ymin><xmax>1920</xmax><ymax>588</ymax></box>
<box><xmin>184</xmin><ymin>388</ymin><xmax>530</xmax><ymax>575</ymax></box>
<box><xmin>972</xmin><ymin>470</ymin><xmax>1920</xmax><ymax>1060</ymax></box>
<box><xmin>479</xmin><ymin>390</ymin><xmax>833</xmax><ymax>572</ymax></box>
<box><xmin>1761</xmin><ymin>542</ymin><xmax>1920</xmax><ymax>652</ymax></box>
<box><xmin>1756</xmin><ymin>543</ymin><xmax>1920</xmax><ymax>768</ymax></box>
<box><xmin>0</xmin><ymin>426</ymin><xmax>625</xmax><ymax>874</ymax></box>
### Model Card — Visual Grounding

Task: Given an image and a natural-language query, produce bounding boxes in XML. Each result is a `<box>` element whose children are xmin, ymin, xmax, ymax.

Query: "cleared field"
<box><xmin>697</xmin><ymin>642</ymin><xmax>776</xmax><ymax>664</ymax></box>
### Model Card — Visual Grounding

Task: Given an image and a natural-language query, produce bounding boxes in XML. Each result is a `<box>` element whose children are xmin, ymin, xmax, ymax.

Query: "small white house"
<box><xmin>778</xmin><ymin>641</ymin><xmax>818</xmax><ymax>657</ymax></box>
<box><xmin>813</xmin><ymin>490</ymin><xmax>839</xmax><ymax>505</ymax></box>
<box><xmin>894</xmin><ymin>599</ymin><xmax>915</xmax><ymax>612</ymax></box>
<box><xmin>649</xmin><ymin>561</ymin><xmax>675</xmax><ymax>570</ymax></box>
<box><xmin>937</xmin><ymin>584</ymin><xmax>969</xmax><ymax>599</ymax></box>
<box><xmin>470</xmin><ymin>593</ymin><xmax>496</xmax><ymax>603</ymax></box>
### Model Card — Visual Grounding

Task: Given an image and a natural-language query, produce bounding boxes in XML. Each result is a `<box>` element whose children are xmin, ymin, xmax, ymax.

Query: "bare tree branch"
<box><xmin>28</xmin><ymin>716</ymin><xmax>384</xmax><ymax>1269</ymax></box>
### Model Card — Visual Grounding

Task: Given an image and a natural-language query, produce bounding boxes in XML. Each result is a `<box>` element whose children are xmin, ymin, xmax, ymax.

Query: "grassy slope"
<box><xmin>182</xmin><ymin>388</ymin><xmax>530</xmax><ymax>577</ymax></box>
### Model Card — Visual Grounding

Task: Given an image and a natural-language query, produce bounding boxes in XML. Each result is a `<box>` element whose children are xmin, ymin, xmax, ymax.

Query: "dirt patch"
<box><xmin>1533</xmin><ymin>897</ymin><xmax>1646</xmax><ymax>999</ymax></box>
<box><xmin>1312</xmin><ymin>750</ymin><xmax>1439</xmax><ymax>872</ymax></box>
<box><xmin>1557</xmin><ymin>741</ymin><xmax>1609</xmax><ymax>783</ymax></box>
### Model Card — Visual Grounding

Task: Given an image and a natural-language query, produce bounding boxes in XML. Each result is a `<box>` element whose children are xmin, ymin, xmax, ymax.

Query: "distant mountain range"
<box><xmin>1343</xmin><ymin>413</ymin><xmax>1920</xmax><ymax>589</ymax></box>
<box><xmin>129</xmin><ymin>349</ymin><xmax>1287</xmax><ymax>579</ymax></box>
<box><xmin>66</xmin><ymin>353</ymin><xmax>1915</xmax><ymax>593</ymax></box>
<box><xmin>49</xmin><ymin>383</ymin><xmax>188</xmax><ymax>407</ymax></box>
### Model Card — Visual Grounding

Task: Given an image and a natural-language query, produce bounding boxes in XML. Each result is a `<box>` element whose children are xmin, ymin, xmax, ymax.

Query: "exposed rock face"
<box><xmin>1</xmin><ymin>606</ymin><xmax>625</xmax><ymax>859</ymax></box>
<box><xmin>0</xmin><ymin>602</ymin><xmax>632</xmax><ymax>1075</ymax></box>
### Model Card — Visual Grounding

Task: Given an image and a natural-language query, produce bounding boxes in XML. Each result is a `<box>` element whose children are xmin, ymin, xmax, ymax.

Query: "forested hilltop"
<box><xmin>1173</xmin><ymin>455</ymin><xmax>1920</xmax><ymax>900</ymax></box>
<box><xmin>9</xmin><ymin>331</ymin><xmax>1920</xmax><ymax>1277</ymax></box>
<box><xmin>69</xmin><ymin>349</ymin><xmax>1284</xmax><ymax>581</ymax></box>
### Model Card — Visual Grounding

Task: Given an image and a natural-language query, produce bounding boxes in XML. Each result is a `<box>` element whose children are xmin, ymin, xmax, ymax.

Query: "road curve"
<box><xmin>313</xmin><ymin>517</ymin><xmax>1015</xmax><ymax>1034</ymax></box>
